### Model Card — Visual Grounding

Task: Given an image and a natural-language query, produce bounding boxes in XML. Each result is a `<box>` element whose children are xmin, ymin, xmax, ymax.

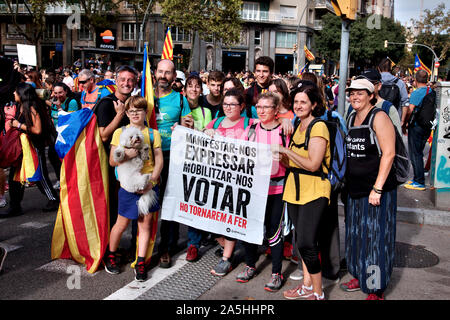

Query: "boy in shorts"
<box><xmin>104</xmin><ymin>96</ymin><xmax>163</xmax><ymax>281</ymax></box>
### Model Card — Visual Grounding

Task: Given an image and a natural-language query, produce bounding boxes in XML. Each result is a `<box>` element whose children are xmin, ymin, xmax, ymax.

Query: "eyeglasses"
<box><xmin>127</xmin><ymin>109</ymin><xmax>145</xmax><ymax>115</ymax></box>
<box><xmin>223</xmin><ymin>103</ymin><xmax>241</xmax><ymax>109</ymax></box>
<box><xmin>78</xmin><ymin>79</ymin><xmax>90</xmax><ymax>84</ymax></box>
<box><xmin>256</xmin><ymin>105</ymin><xmax>276</xmax><ymax>110</ymax></box>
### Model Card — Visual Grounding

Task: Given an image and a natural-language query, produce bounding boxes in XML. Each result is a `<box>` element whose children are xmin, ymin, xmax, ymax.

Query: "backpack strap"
<box><xmin>368</xmin><ymin>107</ymin><xmax>383</xmax><ymax>156</ymax></box>
<box><xmin>247</xmin><ymin>122</ymin><xmax>258</xmax><ymax>141</ymax></box>
<box><xmin>244</xmin><ymin>116</ymin><xmax>250</xmax><ymax>129</ymax></box>
<box><xmin>213</xmin><ymin>116</ymin><xmax>225</xmax><ymax>129</ymax></box>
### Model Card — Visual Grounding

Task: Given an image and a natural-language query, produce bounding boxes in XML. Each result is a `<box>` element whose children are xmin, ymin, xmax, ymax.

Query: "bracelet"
<box><xmin>150</xmin><ymin>180</ymin><xmax>158</xmax><ymax>187</ymax></box>
<box><xmin>372</xmin><ymin>186</ymin><xmax>383</xmax><ymax>194</ymax></box>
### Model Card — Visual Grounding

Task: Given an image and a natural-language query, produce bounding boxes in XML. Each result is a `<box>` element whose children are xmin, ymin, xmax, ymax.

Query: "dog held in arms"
<box><xmin>113</xmin><ymin>127</ymin><xmax>158</xmax><ymax>216</ymax></box>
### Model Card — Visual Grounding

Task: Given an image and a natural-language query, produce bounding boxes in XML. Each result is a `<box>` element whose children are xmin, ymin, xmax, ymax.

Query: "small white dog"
<box><xmin>113</xmin><ymin>126</ymin><xmax>158</xmax><ymax>216</ymax></box>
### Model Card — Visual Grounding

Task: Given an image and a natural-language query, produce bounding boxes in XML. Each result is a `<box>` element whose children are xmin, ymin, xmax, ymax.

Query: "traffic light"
<box><xmin>384</xmin><ymin>40</ymin><xmax>388</xmax><ymax>48</ymax></box>
<box><xmin>49</xmin><ymin>50</ymin><xmax>55</xmax><ymax>59</ymax></box>
<box><xmin>331</xmin><ymin>0</ymin><xmax>358</xmax><ymax>20</ymax></box>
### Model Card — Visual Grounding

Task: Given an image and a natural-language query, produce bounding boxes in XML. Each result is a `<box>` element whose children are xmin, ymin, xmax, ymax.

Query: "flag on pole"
<box><xmin>161</xmin><ymin>27</ymin><xmax>173</xmax><ymax>60</ymax></box>
<box><xmin>142</xmin><ymin>44</ymin><xmax>157</xmax><ymax>129</ymax></box>
<box><xmin>387</xmin><ymin>56</ymin><xmax>396</xmax><ymax>68</ymax></box>
<box><xmin>304</xmin><ymin>45</ymin><xmax>315</xmax><ymax>61</ymax></box>
<box><xmin>297</xmin><ymin>63</ymin><xmax>308</xmax><ymax>78</ymax></box>
<box><xmin>414</xmin><ymin>54</ymin><xmax>431</xmax><ymax>75</ymax></box>
<box><xmin>51</xmin><ymin>108</ymin><xmax>110</xmax><ymax>274</ymax></box>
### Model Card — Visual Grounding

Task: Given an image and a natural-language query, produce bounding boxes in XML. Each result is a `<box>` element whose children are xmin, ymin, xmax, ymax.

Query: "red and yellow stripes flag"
<box><xmin>13</xmin><ymin>133</ymin><xmax>42</xmax><ymax>183</ymax></box>
<box><xmin>304</xmin><ymin>45</ymin><xmax>315</xmax><ymax>61</ymax></box>
<box><xmin>51</xmin><ymin>108</ymin><xmax>109</xmax><ymax>274</ymax></box>
<box><xmin>161</xmin><ymin>27</ymin><xmax>173</xmax><ymax>60</ymax></box>
<box><xmin>142</xmin><ymin>44</ymin><xmax>157</xmax><ymax>129</ymax></box>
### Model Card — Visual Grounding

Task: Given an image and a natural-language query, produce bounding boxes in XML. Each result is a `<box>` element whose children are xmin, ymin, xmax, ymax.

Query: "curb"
<box><xmin>337</xmin><ymin>202</ymin><xmax>450</xmax><ymax>227</ymax></box>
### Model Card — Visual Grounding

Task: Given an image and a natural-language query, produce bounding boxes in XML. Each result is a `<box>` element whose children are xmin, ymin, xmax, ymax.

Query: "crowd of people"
<box><xmin>0</xmin><ymin>53</ymin><xmax>440</xmax><ymax>300</ymax></box>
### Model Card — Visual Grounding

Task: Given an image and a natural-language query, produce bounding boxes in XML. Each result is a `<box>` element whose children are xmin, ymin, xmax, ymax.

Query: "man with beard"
<box><xmin>155</xmin><ymin>59</ymin><xmax>193</xmax><ymax>268</ymax></box>
<box><xmin>95</xmin><ymin>65</ymin><xmax>138</xmax><ymax>227</ymax></box>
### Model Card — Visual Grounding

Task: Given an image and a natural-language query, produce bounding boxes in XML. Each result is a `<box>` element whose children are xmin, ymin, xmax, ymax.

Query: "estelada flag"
<box><xmin>414</xmin><ymin>54</ymin><xmax>431</xmax><ymax>75</ymax></box>
<box><xmin>13</xmin><ymin>133</ymin><xmax>42</xmax><ymax>183</ymax></box>
<box><xmin>142</xmin><ymin>44</ymin><xmax>157</xmax><ymax>129</ymax></box>
<box><xmin>51</xmin><ymin>108</ymin><xmax>109</xmax><ymax>274</ymax></box>
<box><xmin>161</xmin><ymin>27</ymin><xmax>173</xmax><ymax>60</ymax></box>
<box><xmin>304</xmin><ymin>45</ymin><xmax>315</xmax><ymax>61</ymax></box>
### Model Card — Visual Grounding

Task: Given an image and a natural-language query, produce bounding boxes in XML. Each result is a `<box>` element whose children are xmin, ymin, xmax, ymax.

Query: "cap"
<box><xmin>176</xmin><ymin>70</ymin><xmax>186</xmax><ymax>85</ymax></box>
<box><xmin>346</xmin><ymin>78</ymin><xmax>375</xmax><ymax>93</ymax></box>
<box><xmin>358</xmin><ymin>69</ymin><xmax>381</xmax><ymax>82</ymax></box>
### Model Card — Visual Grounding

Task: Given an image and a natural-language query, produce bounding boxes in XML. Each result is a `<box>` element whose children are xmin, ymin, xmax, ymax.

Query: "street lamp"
<box><xmin>138</xmin><ymin>0</ymin><xmax>155</xmax><ymax>53</ymax></box>
<box><xmin>385</xmin><ymin>40</ymin><xmax>441</xmax><ymax>81</ymax></box>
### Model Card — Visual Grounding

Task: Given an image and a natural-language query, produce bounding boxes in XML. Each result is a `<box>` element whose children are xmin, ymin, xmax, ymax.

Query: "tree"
<box><xmin>2</xmin><ymin>0</ymin><xmax>59</xmax><ymax>65</ymax></box>
<box><xmin>315</xmin><ymin>13</ymin><xmax>406</xmax><ymax>71</ymax></box>
<box><xmin>411</xmin><ymin>2</ymin><xmax>449</xmax><ymax>72</ymax></box>
<box><xmin>160</xmin><ymin>0</ymin><xmax>242</xmax><ymax>72</ymax></box>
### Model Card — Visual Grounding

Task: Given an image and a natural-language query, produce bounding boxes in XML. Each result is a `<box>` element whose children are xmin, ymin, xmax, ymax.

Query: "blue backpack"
<box><xmin>290</xmin><ymin>110</ymin><xmax>347</xmax><ymax>193</ymax></box>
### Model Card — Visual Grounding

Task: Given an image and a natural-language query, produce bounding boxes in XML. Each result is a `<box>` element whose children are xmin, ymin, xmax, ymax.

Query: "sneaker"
<box><xmin>159</xmin><ymin>252</ymin><xmax>171</xmax><ymax>268</ymax></box>
<box><xmin>134</xmin><ymin>261</ymin><xmax>147</xmax><ymax>282</ymax></box>
<box><xmin>283</xmin><ymin>283</ymin><xmax>314</xmax><ymax>300</ymax></box>
<box><xmin>264</xmin><ymin>247</ymin><xmax>271</xmax><ymax>257</ymax></box>
<box><xmin>236</xmin><ymin>265</ymin><xmax>256</xmax><ymax>283</ymax></box>
<box><xmin>264</xmin><ymin>273</ymin><xmax>284</xmax><ymax>292</ymax></box>
<box><xmin>283</xmin><ymin>242</ymin><xmax>293</xmax><ymax>260</ymax></box>
<box><xmin>186</xmin><ymin>245</ymin><xmax>199</xmax><ymax>262</ymax></box>
<box><xmin>104</xmin><ymin>253</ymin><xmax>120</xmax><ymax>275</ymax></box>
<box><xmin>0</xmin><ymin>246</ymin><xmax>7</xmax><ymax>273</ymax></box>
<box><xmin>340</xmin><ymin>278</ymin><xmax>360</xmax><ymax>292</ymax></box>
<box><xmin>307</xmin><ymin>292</ymin><xmax>326</xmax><ymax>300</ymax></box>
<box><xmin>322</xmin><ymin>276</ymin><xmax>340</xmax><ymax>289</ymax></box>
<box><xmin>404</xmin><ymin>181</ymin><xmax>426</xmax><ymax>191</ymax></box>
<box><xmin>0</xmin><ymin>195</ymin><xmax>7</xmax><ymax>208</ymax></box>
<box><xmin>366</xmin><ymin>293</ymin><xmax>384</xmax><ymax>300</ymax></box>
<box><xmin>211</xmin><ymin>258</ymin><xmax>232</xmax><ymax>277</ymax></box>
<box><xmin>289</xmin><ymin>269</ymin><xmax>304</xmax><ymax>281</ymax></box>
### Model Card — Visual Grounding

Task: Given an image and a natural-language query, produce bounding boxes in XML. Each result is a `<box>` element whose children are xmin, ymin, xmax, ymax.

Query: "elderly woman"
<box><xmin>340</xmin><ymin>79</ymin><xmax>397</xmax><ymax>300</ymax></box>
<box><xmin>274</xmin><ymin>82</ymin><xmax>330</xmax><ymax>300</ymax></box>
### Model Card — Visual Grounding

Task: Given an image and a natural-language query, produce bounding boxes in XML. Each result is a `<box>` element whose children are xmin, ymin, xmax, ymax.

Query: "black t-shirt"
<box><xmin>94</xmin><ymin>93</ymin><xmax>129</xmax><ymax>155</ymax></box>
<box><xmin>199</xmin><ymin>95</ymin><xmax>221</xmax><ymax>117</ymax></box>
<box><xmin>245</xmin><ymin>82</ymin><xmax>270</xmax><ymax>108</ymax></box>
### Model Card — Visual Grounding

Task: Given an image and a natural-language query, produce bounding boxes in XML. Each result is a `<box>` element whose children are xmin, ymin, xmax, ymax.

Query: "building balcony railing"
<box><xmin>315</xmin><ymin>0</ymin><xmax>335</xmax><ymax>13</ymax></box>
<box><xmin>240</xmin><ymin>10</ymin><xmax>281</xmax><ymax>23</ymax></box>
<box><xmin>0</xmin><ymin>3</ymin><xmax>84</xmax><ymax>14</ymax></box>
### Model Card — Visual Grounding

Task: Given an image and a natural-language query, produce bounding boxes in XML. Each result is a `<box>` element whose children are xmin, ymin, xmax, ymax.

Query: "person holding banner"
<box><xmin>273</xmin><ymin>82</ymin><xmax>330</xmax><ymax>300</ymax></box>
<box><xmin>204</xmin><ymin>88</ymin><xmax>255</xmax><ymax>276</ymax></box>
<box><xmin>105</xmin><ymin>96</ymin><xmax>163</xmax><ymax>281</ymax></box>
<box><xmin>236</xmin><ymin>91</ymin><xmax>288</xmax><ymax>292</ymax></box>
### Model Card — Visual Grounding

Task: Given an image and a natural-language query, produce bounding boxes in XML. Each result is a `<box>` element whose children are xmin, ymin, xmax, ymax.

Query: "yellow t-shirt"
<box><xmin>283</xmin><ymin>121</ymin><xmax>331</xmax><ymax>205</ymax></box>
<box><xmin>111</xmin><ymin>125</ymin><xmax>162</xmax><ymax>174</ymax></box>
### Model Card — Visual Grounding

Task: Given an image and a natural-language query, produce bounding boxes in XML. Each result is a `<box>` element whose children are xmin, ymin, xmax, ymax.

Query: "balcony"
<box><xmin>240</xmin><ymin>10</ymin><xmax>281</xmax><ymax>23</ymax></box>
<box><xmin>0</xmin><ymin>3</ymin><xmax>83</xmax><ymax>15</ymax></box>
<box><xmin>315</xmin><ymin>0</ymin><xmax>335</xmax><ymax>13</ymax></box>
<box><xmin>313</xmin><ymin>19</ymin><xmax>323</xmax><ymax>30</ymax></box>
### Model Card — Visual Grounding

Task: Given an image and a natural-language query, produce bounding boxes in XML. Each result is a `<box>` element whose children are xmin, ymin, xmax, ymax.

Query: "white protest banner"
<box><xmin>161</xmin><ymin>126</ymin><xmax>272</xmax><ymax>245</ymax></box>
<box><xmin>16</xmin><ymin>44</ymin><xmax>37</xmax><ymax>67</ymax></box>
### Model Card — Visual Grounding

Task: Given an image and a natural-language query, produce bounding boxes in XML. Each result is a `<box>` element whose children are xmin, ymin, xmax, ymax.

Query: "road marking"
<box><xmin>37</xmin><ymin>259</ymin><xmax>97</xmax><ymax>277</ymax></box>
<box><xmin>104</xmin><ymin>252</ymin><xmax>189</xmax><ymax>300</ymax></box>
<box><xmin>19</xmin><ymin>222</ymin><xmax>51</xmax><ymax>229</ymax></box>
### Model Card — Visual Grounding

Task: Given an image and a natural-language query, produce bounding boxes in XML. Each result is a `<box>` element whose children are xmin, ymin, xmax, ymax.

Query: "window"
<box><xmin>276</xmin><ymin>31</ymin><xmax>296</xmax><ymax>48</ymax></box>
<box><xmin>241</xmin><ymin>2</ymin><xmax>259</xmax><ymax>20</ymax></box>
<box><xmin>122</xmin><ymin>23</ymin><xmax>137</xmax><ymax>41</ymax></box>
<box><xmin>173</xmin><ymin>27</ymin><xmax>190</xmax><ymax>42</ymax></box>
<box><xmin>280</xmin><ymin>5</ymin><xmax>296</xmax><ymax>20</ymax></box>
<box><xmin>254</xmin><ymin>30</ymin><xmax>261</xmax><ymax>45</ymax></box>
<box><xmin>78</xmin><ymin>24</ymin><xmax>92</xmax><ymax>41</ymax></box>
<box><xmin>45</xmin><ymin>24</ymin><xmax>62</xmax><ymax>39</ymax></box>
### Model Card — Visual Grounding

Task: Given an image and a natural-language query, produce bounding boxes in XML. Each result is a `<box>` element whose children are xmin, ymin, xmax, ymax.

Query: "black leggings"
<box><xmin>243</xmin><ymin>193</ymin><xmax>284</xmax><ymax>274</ymax></box>
<box><xmin>287</xmin><ymin>197</ymin><xmax>328</xmax><ymax>275</ymax></box>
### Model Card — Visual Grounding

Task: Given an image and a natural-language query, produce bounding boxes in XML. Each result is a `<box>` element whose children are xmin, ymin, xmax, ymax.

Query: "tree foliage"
<box><xmin>160</xmin><ymin>0</ymin><xmax>242</xmax><ymax>71</ymax></box>
<box><xmin>315</xmin><ymin>13</ymin><xmax>406</xmax><ymax>68</ymax></box>
<box><xmin>411</xmin><ymin>2</ymin><xmax>449</xmax><ymax>68</ymax></box>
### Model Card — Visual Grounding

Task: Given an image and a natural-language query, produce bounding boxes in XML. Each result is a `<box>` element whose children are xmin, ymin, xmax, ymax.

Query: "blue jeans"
<box><xmin>187</xmin><ymin>227</ymin><xmax>203</xmax><ymax>249</ymax></box>
<box><xmin>407</xmin><ymin>125</ymin><xmax>430</xmax><ymax>185</ymax></box>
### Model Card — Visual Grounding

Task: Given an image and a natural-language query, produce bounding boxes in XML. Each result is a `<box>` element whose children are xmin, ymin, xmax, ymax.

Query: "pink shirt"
<box><xmin>206</xmin><ymin>117</ymin><xmax>254</xmax><ymax>140</ymax></box>
<box><xmin>243</xmin><ymin>122</ymin><xmax>288</xmax><ymax>195</ymax></box>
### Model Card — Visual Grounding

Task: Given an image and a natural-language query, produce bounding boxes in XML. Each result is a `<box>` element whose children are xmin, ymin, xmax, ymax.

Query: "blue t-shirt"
<box><xmin>410</xmin><ymin>87</ymin><xmax>429</xmax><ymax>107</ymax></box>
<box><xmin>156</xmin><ymin>90</ymin><xmax>192</xmax><ymax>151</ymax></box>
<box><xmin>51</xmin><ymin>98</ymin><xmax>79</xmax><ymax>126</ymax></box>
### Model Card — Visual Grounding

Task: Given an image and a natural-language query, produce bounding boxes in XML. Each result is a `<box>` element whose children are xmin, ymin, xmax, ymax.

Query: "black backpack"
<box><xmin>379</xmin><ymin>78</ymin><xmax>401</xmax><ymax>111</ymax></box>
<box><xmin>409</xmin><ymin>87</ymin><xmax>436</xmax><ymax>132</ymax></box>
